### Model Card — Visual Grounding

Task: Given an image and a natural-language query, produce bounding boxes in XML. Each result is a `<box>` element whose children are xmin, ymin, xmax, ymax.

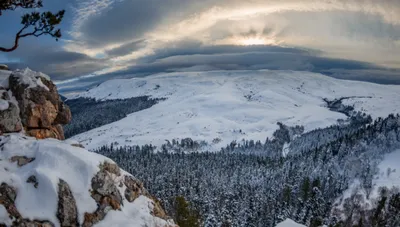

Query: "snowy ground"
<box><xmin>0</xmin><ymin>134</ymin><xmax>171</xmax><ymax>226</ymax></box>
<box><xmin>70</xmin><ymin>70</ymin><xmax>400</xmax><ymax>150</ymax></box>
<box><xmin>334</xmin><ymin>149</ymin><xmax>400</xmax><ymax>212</ymax></box>
<box><xmin>373</xmin><ymin>149</ymin><xmax>400</xmax><ymax>193</ymax></box>
<box><xmin>276</xmin><ymin>219</ymin><xmax>306</xmax><ymax>227</ymax></box>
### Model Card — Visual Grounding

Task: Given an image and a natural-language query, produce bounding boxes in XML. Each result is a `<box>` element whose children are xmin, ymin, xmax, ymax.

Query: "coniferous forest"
<box><xmin>64</xmin><ymin>97</ymin><xmax>164</xmax><ymax>138</ymax></box>
<box><xmin>66</xmin><ymin>96</ymin><xmax>400</xmax><ymax>226</ymax></box>
<box><xmin>94</xmin><ymin>114</ymin><xmax>400</xmax><ymax>227</ymax></box>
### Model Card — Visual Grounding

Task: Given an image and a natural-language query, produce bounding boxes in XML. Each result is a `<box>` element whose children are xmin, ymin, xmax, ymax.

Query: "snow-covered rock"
<box><xmin>276</xmin><ymin>219</ymin><xmax>306</xmax><ymax>227</ymax></box>
<box><xmin>71</xmin><ymin>70</ymin><xmax>400</xmax><ymax>151</ymax></box>
<box><xmin>0</xmin><ymin>65</ymin><xmax>8</xmax><ymax>71</ymax></box>
<box><xmin>0</xmin><ymin>68</ymin><xmax>71</xmax><ymax>139</ymax></box>
<box><xmin>0</xmin><ymin>134</ymin><xmax>176</xmax><ymax>227</ymax></box>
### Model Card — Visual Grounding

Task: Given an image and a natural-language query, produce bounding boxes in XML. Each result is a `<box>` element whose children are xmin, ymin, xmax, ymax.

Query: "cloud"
<box><xmin>105</xmin><ymin>40</ymin><xmax>146</xmax><ymax>57</ymax></box>
<box><xmin>57</xmin><ymin>44</ymin><xmax>399</xmax><ymax>96</ymax></box>
<box><xmin>64</xmin><ymin>0</ymin><xmax>400</xmax><ymax>72</ymax></box>
<box><xmin>3</xmin><ymin>41</ymin><xmax>107</xmax><ymax>80</ymax></box>
<box><xmin>2</xmin><ymin>0</ymin><xmax>400</xmax><ymax>86</ymax></box>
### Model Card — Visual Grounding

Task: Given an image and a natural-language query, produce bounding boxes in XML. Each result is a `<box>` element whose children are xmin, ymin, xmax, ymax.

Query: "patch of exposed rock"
<box><xmin>0</xmin><ymin>65</ymin><xmax>8</xmax><ymax>71</ymax></box>
<box><xmin>57</xmin><ymin>179</ymin><xmax>79</xmax><ymax>227</ymax></box>
<box><xmin>0</xmin><ymin>182</ymin><xmax>55</xmax><ymax>226</ymax></box>
<box><xmin>0</xmin><ymin>68</ymin><xmax>71</xmax><ymax>139</ymax></box>
<box><xmin>10</xmin><ymin>155</ymin><xmax>35</xmax><ymax>167</ymax></box>
<box><xmin>26</xmin><ymin>175</ymin><xmax>38</xmax><ymax>188</ymax></box>
<box><xmin>82</xmin><ymin>162</ymin><xmax>176</xmax><ymax>227</ymax></box>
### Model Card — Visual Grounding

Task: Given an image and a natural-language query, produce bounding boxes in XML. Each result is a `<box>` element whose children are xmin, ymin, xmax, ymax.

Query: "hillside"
<box><xmin>69</xmin><ymin>70</ymin><xmax>400</xmax><ymax>151</ymax></box>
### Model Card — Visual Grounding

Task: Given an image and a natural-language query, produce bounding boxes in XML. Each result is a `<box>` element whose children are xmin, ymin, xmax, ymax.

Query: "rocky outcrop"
<box><xmin>0</xmin><ymin>69</ymin><xmax>176</xmax><ymax>226</ymax></box>
<box><xmin>0</xmin><ymin>134</ymin><xmax>177</xmax><ymax>227</ymax></box>
<box><xmin>0</xmin><ymin>68</ymin><xmax>71</xmax><ymax>139</ymax></box>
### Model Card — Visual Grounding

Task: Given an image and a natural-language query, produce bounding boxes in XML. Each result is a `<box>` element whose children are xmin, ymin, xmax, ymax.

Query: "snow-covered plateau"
<box><xmin>70</xmin><ymin>70</ymin><xmax>400</xmax><ymax>151</ymax></box>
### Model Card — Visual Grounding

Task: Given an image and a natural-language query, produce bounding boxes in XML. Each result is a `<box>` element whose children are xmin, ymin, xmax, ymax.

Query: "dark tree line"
<box><xmin>64</xmin><ymin>97</ymin><xmax>164</xmax><ymax>138</ymax></box>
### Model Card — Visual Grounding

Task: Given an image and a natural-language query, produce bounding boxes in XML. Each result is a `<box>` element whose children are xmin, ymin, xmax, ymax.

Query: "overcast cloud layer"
<box><xmin>0</xmin><ymin>0</ymin><xmax>400</xmax><ymax>94</ymax></box>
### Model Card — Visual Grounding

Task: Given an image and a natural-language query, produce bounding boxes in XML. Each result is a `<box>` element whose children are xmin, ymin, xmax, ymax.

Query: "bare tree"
<box><xmin>0</xmin><ymin>0</ymin><xmax>64</xmax><ymax>52</ymax></box>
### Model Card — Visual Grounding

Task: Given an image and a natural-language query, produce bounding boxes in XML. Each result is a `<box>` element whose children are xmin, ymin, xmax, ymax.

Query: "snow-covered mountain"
<box><xmin>70</xmin><ymin>70</ymin><xmax>400</xmax><ymax>150</ymax></box>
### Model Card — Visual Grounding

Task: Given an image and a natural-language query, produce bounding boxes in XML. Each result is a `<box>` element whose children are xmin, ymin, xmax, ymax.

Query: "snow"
<box><xmin>276</xmin><ymin>219</ymin><xmax>306</xmax><ymax>227</ymax></box>
<box><xmin>0</xmin><ymin>70</ymin><xmax>11</xmax><ymax>89</ymax></box>
<box><xmin>372</xmin><ymin>149</ymin><xmax>400</xmax><ymax>196</ymax></box>
<box><xmin>71</xmin><ymin>70</ymin><xmax>400</xmax><ymax>151</ymax></box>
<box><xmin>0</xmin><ymin>99</ymin><xmax>9</xmax><ymax>111</ymax></box>
<box><xmin>334</xmin><ymin>149</ymin><xmax>400</xmax><ymax>211</ymax></box>
<box><xmin>12</xmin><ymin>68</ymin><xmax>50</xmax><ymax>91</ymax></box>
<box><xmin>96</xmin><ymin>196</ymin><xmax>173</xmax><ymax>227</ymax></box>
<box><xmin>0</xmin><ymin>205</ymin><xmax>12</xmax><ymax>226</ymax></box>
<box><xmin>0</xmin><ymin>134</ymin><xmax>171</xmax><ymax>226</ymax></box>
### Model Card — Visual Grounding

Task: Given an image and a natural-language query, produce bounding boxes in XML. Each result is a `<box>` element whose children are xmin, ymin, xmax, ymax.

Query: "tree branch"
<box><xmin>0</xmin><ymin>0</ymin><xmax>43</xmax><ymax>15</ymax></box>
<box><xmin>0</xmin><ymin>24</ymin><xmax>28</xmax><ymax>52</ymax></box>
<box><xmin>0</xmin><ymin>7</ymin><xmax>64</xmax><ymax>52</ymax></box>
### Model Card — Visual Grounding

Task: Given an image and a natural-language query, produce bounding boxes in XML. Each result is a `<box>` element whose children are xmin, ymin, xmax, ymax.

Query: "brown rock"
<box><xmin>8</xmin><ymin>69</ymin><xmax>71</xmax><ymax>140</ymax></box>
<box><xmin>10</xmin><ymin>156</ymin><xmax>35</xmax><ymax>167</ymax></box>
<box><xmin>0</xmin><ymin>183</ymin><xmax>20</xmax><ymax>219</ymax></box>
<box><xmin>54</xmin><ymin>102</ymin><xmax>72</xmax><ymax>125</ymax></box>
<box><xmin>57</xmin><ymin>179</ymin><xmax>79</xmax><ymax>227</ymax></box>
<box><xmin>26</xmin><ymin>125</ymin><xmax>65</xmax><ymax>140</ymax></box>
<box><xmin>100</xmin><ymin>162</ymin><xmax>121</xmax><ymax>176</ymax></box>
<box><xmin>151</xmin><ymin>198</ymin><xmax>169</xmax><ymax>220</ymax></box>
<box><xmin>124</xmin><ymin>175</ymin><xmax>145</xmax><ymax>202</ymax></box>
<box><xmin>91</xmin><ymin>171</ymin><xmax>123</xmax><ymax>205</ymax></box>
<box><xmin>52</xmin><ymin>124</ymin><xmax>65</xmax><ymax>140</ymax></box>
<box><xmin>13</xmin><ymin>220</ymin><xmax>54</xmax><ymax>227</ymax></box>
<box><xmin>83</xmin><ymin>168</ymin><xmax>124</xmax><ymax>227</ymax></box>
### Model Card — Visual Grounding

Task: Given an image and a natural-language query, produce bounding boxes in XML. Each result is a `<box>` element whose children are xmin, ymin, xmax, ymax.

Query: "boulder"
<box><xmin>0</xmin><ymin>68</ymin><xmax>71</xmax><ymax>140</ymax></box>
<box><xmin>0</xmin><ymin>65</ymin><xmax>8</xmax><ymax>71</ymax></box>
<box><xmin>57</xmin><ymin>179</ymin><xmax>79</xmax><ymax>227</ymax></box>
<box><xmin>124</xmin><ymin>175</ymin><xmax>145</xmax><ymax>202</ymax></box>
<box><xmin>0</xmin><ymin>102</ymin><xmax>22</xmax><ymax>133</ymax></box>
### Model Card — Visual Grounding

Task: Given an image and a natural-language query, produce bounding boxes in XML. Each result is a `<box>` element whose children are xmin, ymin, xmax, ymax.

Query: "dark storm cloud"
<box><xmin>76</xmin><ymin>0</ymin><xmax>205</xmax><ymax>48</ymax></box>
<box><xmin>322</xmin><ymin>69</ymin><xmax>400</xmax><ymax>85</ymax></box>
<box><xmin>79</xmin><ymin>1</ymin><xmax>160</xmax><ymax>47</ymax></box>
<box><xmin>137</xmin><ymin>41</ymin><xmax>313</xmax><ymax>64</ymax></box>
<box><xmin>3</xmin><ymin>41</ymin><xmax>107</xmax><ymax>80</ymax></box>
<box><xmin>57</xmin><ymin>44</ymin><xmax>399</xmax><ymax>96</ymax></box>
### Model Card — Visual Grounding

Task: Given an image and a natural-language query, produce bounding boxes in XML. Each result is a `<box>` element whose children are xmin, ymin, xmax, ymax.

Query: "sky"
<box><xmin>0</xmin><ymin>0</ymin><xmax>400</xmax><ymax>95</ymax></box>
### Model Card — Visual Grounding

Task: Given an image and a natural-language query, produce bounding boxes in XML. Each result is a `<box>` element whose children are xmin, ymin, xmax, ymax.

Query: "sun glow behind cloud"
<box><xmin>58</xmin><ymin>0</ymin><xmax>400</xmax><ymax>82</ymax></box>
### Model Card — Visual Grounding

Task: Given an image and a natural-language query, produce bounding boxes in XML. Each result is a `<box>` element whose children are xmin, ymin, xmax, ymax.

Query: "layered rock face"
<box><xmin>0</xmin><ymin>68</ymin><xmax>71</xmax><ymax>139</ymax></box>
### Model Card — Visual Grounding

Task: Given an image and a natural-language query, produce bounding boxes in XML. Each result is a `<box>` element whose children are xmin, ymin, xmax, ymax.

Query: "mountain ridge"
<box><xmin>68</xmin><ymin>70</ymin><xmax>400</xmax><ymax>151</ymax></box>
